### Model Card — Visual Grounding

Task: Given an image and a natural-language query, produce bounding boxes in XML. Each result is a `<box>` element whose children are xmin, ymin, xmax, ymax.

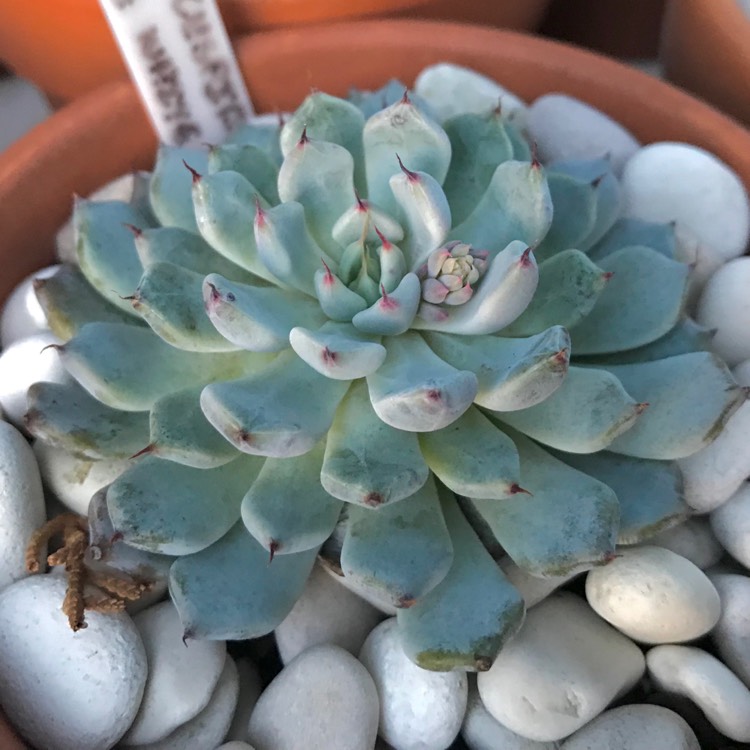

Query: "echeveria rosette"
<box><xmin>25</xmin><ymin>72</ymin><xmax>745</xmax><ymax>673</ymax></box>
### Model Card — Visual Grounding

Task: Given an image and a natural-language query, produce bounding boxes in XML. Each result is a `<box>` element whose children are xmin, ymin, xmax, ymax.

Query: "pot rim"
<box><xmin>1</xmin><ymin>18</ymin><xmax>749</xmax><ymax>299</ymax></box>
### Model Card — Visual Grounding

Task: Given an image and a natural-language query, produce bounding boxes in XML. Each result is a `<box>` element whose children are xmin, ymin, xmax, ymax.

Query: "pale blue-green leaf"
<box><xmin>549</xmin><ymin>449</ymin><xmax>688</xmax><ymax>545</ymax></box>
<box><xmin>367</xmin><ymin>332</ymin><xmax>477</xmax><ymax>432</ymax></box>
<box><xmin>314</xmin><ymin>266</ymin><xmax>369</xmax><ymax>321</ymax></box>
<box><xmin>226</xmin><ymin>119</ymin><xmax>283</xmax><ymax>165</ymax></box>
<box><xmin>321</xmin><ymin>379</ymin><xmax>429</xmax><ymax>506</ymax></box>
<box><xmin>341</xmin><ymin>475</ymin><xmax>453</xmax><ymax>608</ymax></box>
<box><xmin>207</xmin><ymin>143</ymin><xmax>279</xmax><ymax>204</ymax></box>
<box><xmin>501</xmin><ymin>248</ymin><xmax>607</xmax><ymax>337</ymax></box>
<box><xmin>133</xmin><ymin>262</ymin><xmax>237</xmax><ymax>352</ymax></box>
<box><xmin>149</xmin><ymin>385</ymin><xmax>239</xmax><ymax>468</ymax></box>
<box><xmin>569</xmin><ymin>245</ymin><xmax>689</xmax><ymax>354</ymax></box>
<box><xmin>448</xmin><ymin>161</ymin><xmax>552</xmax><ymax>252</ymax></box>
<box><xmin>74</xmin><ymin>199</ymin><xmax>146</xmax><ymax>315</ymax></box>
<box><xmin>241</xmin><ymin>441</ymin><xmax>342</xmax><ymax>555</ymax></box>
<box><xmin>419</xmin><ymin>406</ymin><xmax>520</xmax><ymax>499</ymax></box>
<box><xmin>129</xmin><ymin>170</ymin><xmax>158</xmax><ymax>226</ymax></box>
<box><xmin>352</xmin><ymin>273</ymin><xmax>420</xmax><ymax>336</ymax></box>
<box><xmin>331</xmin><ymin>198</ymin><xmax>404</xmax><ymax>249</ymax></box>
<box><xmin>289</xmin><ymin>321</ymin><xmax>386</xmax><ymax>380</ymax></box>
<box><xmin>589</xmin><ymin>217</ymin><xmax>676</xmax><ymax>261</ymax></box>
<box><xmin>204</xmin><ymin>274</ymin><xmax>325</xmax><ymax>352</ymax></box>
<box><xmin>107</xmin><ymin>454</ymin><xmax>263</xmax><ymax>555</ymax></box>
<box><xmin>397</xmin><ymin>487</ymin><xmax>525</xmax><ymax>671</ymax></box>
<box><xmin>423</xmin><ymin>326</ymin><xmax>569</xmax><ymax>411</ymax></box>
<box><xmin>58</xmin><ymin>322</ymin><xmax>256</xmax><ymax>411</ymax></box>
<box><xmin>149</xmin><ymin>145</ymin><xmax>208</xmax><ymax>232</ymax></box>
<box><xmin>466</xmin><ymin>430</ymin><xmax>619</xmax><ymax>577</ymax></box>
<box><xmin>491</xmin><ymin>366</ymin><xmax>641</xmax><ymax>453</ymax></box>
<box><xmin>363</xmin><ymin>97</ymin><xmax>451</xmax><ymax>214</ymax></box>
<box><xmin>200</xmin><ymin>349</ymin><xmax>350</xmax><ymax>457</ymax></box>
<box><xmin>412</xmin><ymin>240</ymin><xmax>538</xmax><ymax>335</ymax></box>
<box><xmin>170</xmin><ymin>522</ymin><xmax>317</xmax><ymax>640</ymax></box>
<box><xmin>349</xmin><ymin>79</ymin><xmax>433</xmax><ymax>119</ymax></box>
<box><xmin>376</xmin><ymin>237</ymin><xmax>407</xmax><ymax>293</ymax></box>
<box><xmin>33</xmin><ymin>264</ymin><xmax>144</xmax><ymax>341</ymax></box>
<box><xmin>25</xmin><ymin>380</ymin><xmax>149</xmax><ymax>459</ymax></box>
<box><xmin>602</xmin><ymin>353</ymin><xmax>746</xmax><ymax>459</ymax></box>
<box><xmin>255</xmin><ymin>201</ymin><xmax>337</xmax><ymax>297</ymax></box>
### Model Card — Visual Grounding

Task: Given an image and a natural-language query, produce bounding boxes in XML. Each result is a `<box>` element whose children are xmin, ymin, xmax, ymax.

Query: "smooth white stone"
<box><xmin>0</xmin><ymin>331</ymin><xmax>70</xmax><ymax>427</ymax></box>
<box><xmin>709</xmin><ymin>573</ymin><xmax>750</xmax><ymax>687</ymax></box>
<box><xmin>711</xmin><ymin>484</ymin><xmax>750</xmax><ymax>568</ymax></box>
<box><xmin>0</xmin><ymin>422</ymin><xmax>46</xmax><ymax>591</ymax></box>
<box><xmin>679</xmin><ymin>359</ymin><xmax>750</xmax><ymax>512</ymax></box>
<box><xmin>56</xmin><ymin>173</ymin><xmax>137</xmax><ymax>263</ymax></box>
<box><xmin>248</xmin><ymin>644</ymin><xmax>379</xmax><ymax>750</ymax></box>
<box><xmin>477</xmin><ymin>593</ymin><xmax>645</xmax><ymax>742</ymax></box>
<box><xmin>0</xmin><ymin>574</ymin><xmax>147</xmax><ymax>750</ymax></box>
<box><xmin>499</xmin><ymin>557</ymin><xmax>581</xmax><ymax>609</ymax></box>
<box><xmin>224</xmin><ymin>657</ymin><xmax>263</xmax><ymax>742</ymax></box>
<box><xmin>414</xmin><ymin>63</ymin><xmax>527</xmax><ymax>125</ymax></box>
<box><xmin>131</xmin><ymin>656</ymin><xmax>239</xmax><ymax>750</ymax></box>
<box><xmin>275</xmin><ymin>562</ymin><xmax>383</xmax><ymax>664</ymax></box>
<box><xmin>585</xmin><ymin>546</ymin><xmax>720</xmax><ymax>643</ymax></box>
<box><xmin>359</xmin><ymin>617</ymin><xmax>467</xmax><ymax>750</ymax></box>
<box><xmin>622</xmin><ymin>142</ymin><xmax>750</xmax><ymax>263</ymax></box>
<box><xmin>647</xmin><ymin>644</ymin><xmax>750</xmax><ymax>742</ymax></box>
<box><xmin>462</xmin><ymin>681</ymin><xmax>557</xmax><ymax>750</ymax></box>
<box><xmin>0</xmin><ymin>265</ymin><xmax>57</xmax><ymax>348</ymax></box>
<box><xmin>320</xmin><ymin>563</ymin><xmax>398</xmax><ymax>615</ymax></box>
<box><xmin>644</xmin><ymin>519</ymin><xmax>723</xmax><ymax>570</ymax></box>
<box><xmin>561</xmin><ymin>704</ymin><xmax>700</xmax><ymax>750</ymax></box>
<box><xmin>122</xmin><ymin>600</ymin><xmax>226</xmax><ymax>745</ymax></box>
<box><xmin>32</xmin><ymin>441</ymin><xmax>130</xmax><ymax>516</ymax></box>
<box><xmin>528</xmin><ymin>94</ymin><xmax>640</xmax><ymax>175</ymax></box>
<box><xmin>217</xmin><ymin>744</ymin><xmax>255</xmax><ymax>750</ymax></box>
<box><xmin>698</xmin><ymin>256</ymin><xmax>750</xmax><ymax>365</ymax></box>
<box><xmin>673</xmin><ymin>224</ymin><xmax>724</xmax><ymax>310</ymax></box>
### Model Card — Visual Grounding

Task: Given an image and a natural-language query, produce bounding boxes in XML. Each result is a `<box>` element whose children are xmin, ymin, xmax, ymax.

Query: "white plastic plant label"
<box><xmin>98</xmin><ymin>0</ymin><xmax>255</xmax><ymax>145</ymax></box>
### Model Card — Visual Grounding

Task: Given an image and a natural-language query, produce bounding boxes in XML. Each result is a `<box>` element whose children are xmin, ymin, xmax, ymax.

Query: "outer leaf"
<box><xmin>107</xmin><ymin>454</ymin><xmax>263</xmax><ymax>555</ymax></box>
<box><xmin>321</xmin><ymin>380</ymin><xmax>429</xmax><ymax>507</ymax></box>
<box><xmin>200</xmin><ymin>349</ymin><xmax>350</xmax><ymax>458</ymax></box>
<box><xmin>241</xmin><ymin>441</ymin><xmax>342</xmax><ymax>555</ymax></box>
<box><xmin>423</xmin><ymin>326</ymin><xmax>570</xmax><ymax>411</ymax></box>
<box><xmin>314</xmin><ymin>266</ymin><xmax>369</xmax><ymax>321</ymax></box>
<box><xmin>149</xmin><ymin>145</ymin><xmax>208</xmax><ymax>232</ymax></box>
<box><xmin>351</xmin><ymin>273</ymin><xmax>421</xmax><ymax>336</ymax></box>
<box><xmin>170</xmin><ymin>521</ymin><xmax>318</xmax><ymax>640</ymax></box>
<box><xmin>569</xmin><ymin>246</ymin><xmax>689</xmax><ymax>355</ymax></box>
<box><xmin>604</xmin><ymin>353</ymin><xmax>746</xmax><ymax>459</ymax></box>
<box><xmin>419</xmin><ymin>407</ymin><xmax>521</xmax><ymax>499</ymax></box>
<box><xmin>207</xmin><ymin>143</ymin><xmax>279</xmax><ymax>204</ymax></box>
<box><xmin>589</xmin><ymin>217</ymin><xmax>676</xmax><ymax>261</ymax></box>
<box><xmin>491</xmin><ymin>366</ymin><xmax>641</xmax><ymax>454</ymax></box>
<box><xmin>397</xmin><ymin>488</ymin><xmax>525</xmax><ymax>671</ymax></box>
<box><xmin>227</xmin><ymin>119</ymin><xmax>283</xmax><ymax>164</ymax></box>
<box><xmin>341</xmin><ymin>475</ymin><xmax>454</xmax><ymax>608</ymax></box>
<box><xmin>466</xmin><ymin>430</ymin><xmax>619</xmax><ymax>577</ymax></box>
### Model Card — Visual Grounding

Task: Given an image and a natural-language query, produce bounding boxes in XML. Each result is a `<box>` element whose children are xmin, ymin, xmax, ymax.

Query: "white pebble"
<box><xmin>0</xmin><ymin>574</ymin><xmax>147</xmax><ymax>750</ymax></box>
<box><xmin>711</xmin><ymin>484</ymin><xmax>750</xmax><ymax>568</ymax></box>
<box><xmin>217</xmin><ymin>744</ymin><xmax>255</xmax><ymax>750</ymax></box>
<box><xmin>359</xmin><ymin>618</ymin><xmax>467</xmax><ymax>750</ymax></box>
<box><xmin>33</xmin><ymin>441</ymin><xmax>130</xmax><ymax>516</ymax></box>
<box><xmin>414</xmin><ymin>63</ymin><xmax>527</xmax><ymax>125</ymax></box>
<box><xmin>0</xmin><ymin>423</ymin><xmax>46</xmax><ymax>591</ymax></box>
<box><xmin>477</xmin><ymin>593</ymin><xmax>645</xmax><ymax>742</ymax></box>
<box><xmin>585</xmin><ymin>546</ymin><xmax>720</xmax><ymax>643</ymax></box>
<box><xmin>622</xmin><ymin>142</ymin><xmax>750</xmax><ymax>263</ymax></box>
<box><xmin>0</xmin><ymin>331</ymin><xmax>70</xmax><ymax>427</ymax></box>
<box><xmin>224</xmin><ymin>657</ymin><xmax>262</xmax><ymax>742</ymax></box>
<box><xmin>122</xmin><ymin>600</ymin><xmax>226</xmax><ymax>745</ymax></box>
<box><xmin>499</xmin><ymin>556</ymin><xmax>581</xmax><ymax>608</ymax></box>
<box><xmin>462</xmin><ymin>681</ymin><xmax>557</xmax><ymax>750</ymax></box>
<box><xmin>132</xmin><ymin>656</ymin><xmax>239</xmax><ymax>750</ymax></box>
<box><xmin>528</xmin><ymin>94</ymin><xmax>639</xmax><ymax>175</ymax></box>
<box><xmin>275</xmin><ymin>562</ymin><xmax>382</xmax><ymax>664</ymax></box>
<box><xmin>561</xmin><ymin>704</ymin><xmax>700</xmax><ymax>750</ymax></box>
<box><xmin>248</xmin><ymin>644</ymin><xmax>379</xmax><ymax>750</ymax></box>
<box><xmin>643</xmin><ymin>518</ymin><xmax>723</xmax><ymax>570</ymax></box>
<box><xmin>696</xmin><ymin>256</ymin><xmax>750</xmax><ymax>365</ymax></box>
<box><xmin>673</xmin><ymin>224</ymin><xmax>724</xmax><ymax>310</ymax></box>
<box><xmin>709</xmin><ymin>573</ymin><xmax>750</xmax><ymax>687</ymax></box>
<box><xmin>0</xmin><ymin>265</ymin><xmax>57</xmax><ymax>348</ymax></box>
<box><xmin>647</xmin><ymin>644</ymin><xmax>750</xmax><ymax>742</ymax></box>
<box><xmin>679</xmin><ymin>359</ymin><xmax>750</xmax><ymax>512</ymax></box>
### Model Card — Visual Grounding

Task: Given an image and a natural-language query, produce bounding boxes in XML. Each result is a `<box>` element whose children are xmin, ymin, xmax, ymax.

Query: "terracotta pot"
<box><xmin>397</xmin><ymin>0</ymin><xmax>551</xmax><ymax>29</ymax></box>
<box><xmin>0</xmin><ymin>709</ymin><xmax>24</xmax><ymax>750</ymax></box>
<box><xmin>540</xmin><ymin>0</ymin><xmax>667</xmax><ymax>59</ymax></box>
<box><xmin>661</xmin><ymin>0</ymin><xmax>750</xmax><ymax>126</ymax></box>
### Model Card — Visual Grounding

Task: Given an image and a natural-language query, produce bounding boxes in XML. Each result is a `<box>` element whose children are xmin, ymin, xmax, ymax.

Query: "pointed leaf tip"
<box><xmin>298</xmin><ymin>125</ymin><xmax>309</xmax><ymax>146</ymax></box>
<box><xmin>509</xmin><ymin>483</ymin><xmax>532</xmax><ymax>496</ymax></box>
<box><xmin>530</xmin><ymin>141</ymin><xmax>541</xmax><ymax>169</ymax></box>
<box><xmin>254</xmin><ymin>195</ymin><xmax>266</xmax><ymax>227</ymax></box>
<box><xmin>122</xmin><ymin>222</ymin><xmax>143</xmax><ymax>238</ymax></box>
<box><xmin>182</xmin><ymin>159</ymin><xmax>202</xmax><ymax>183</ymax></box>
<box><xmin>269</xmin><ymin>540</ymin><xmax>280</xmax><ymax>563</ymax></box>
<box><xmin>374</xmin><ymin>225</ymin><xmax>392</xmax><ymax>249</ymax></box>
<box><xmin>396</xmin><ymin>153</ymin><xmax>419</xmax><ymax>182</ymax></box>
<box><xmin>519</xmin><ymin>246</ymin><xmax>534</xmax><ymax>267</ymax></box>
<box><xmin>129</xmin><ymin>444</ymin><xmax>155</xmax><ymax>460</ymax></box>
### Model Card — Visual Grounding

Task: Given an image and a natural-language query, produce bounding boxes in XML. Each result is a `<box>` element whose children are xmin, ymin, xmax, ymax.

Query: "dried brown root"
<box><xmin>61</xmin><ymin>527</ymin><xmax>89</xmax><ymax>631</ymax></box>
<box><xmin>24</xmin><ymin>512</ymin><xmax>86</xmax><ymax>573</ymax></box>
<box><xmin>84</xmin><ymin>594</ymin><xmax>127</xmax><ymax>614</ymax></box>
<box><xmin>87</xmin><ymin>569</ymin><xmax>152</xmax><ymax>601</ymax></box>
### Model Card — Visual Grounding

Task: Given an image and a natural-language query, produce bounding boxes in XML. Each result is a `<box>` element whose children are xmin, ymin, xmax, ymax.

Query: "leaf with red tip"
<box><xmin>331</xmin><ymin>198</ymin><xmax>404</xmax><ymax>249</ymax></box>
<box><xmin>207</xmin><ymin>143</ymin><xmax>280</xmax><ymax>204</ymax></box>
<box><xmin>351</xmin><ymin>273</ymin><xmax>421</xmax><ymax>336</ymax></box>
<box><xmin>150</xmin><ymin>145</ymin><xmax>208</xmax><ymax>233</ymax></box>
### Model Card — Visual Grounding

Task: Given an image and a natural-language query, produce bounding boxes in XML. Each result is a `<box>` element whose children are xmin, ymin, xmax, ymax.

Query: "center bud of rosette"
<box><xmin>418</xmin><ymin>242</ymin><xmax>489</xmax><ymax>306</ymax></box>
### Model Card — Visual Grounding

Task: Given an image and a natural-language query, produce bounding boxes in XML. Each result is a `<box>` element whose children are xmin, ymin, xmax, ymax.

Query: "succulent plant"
<box><xmin>26</xmin><ymin>67</ymin><xmax>744</xmax><ymax>672</ymax></box>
